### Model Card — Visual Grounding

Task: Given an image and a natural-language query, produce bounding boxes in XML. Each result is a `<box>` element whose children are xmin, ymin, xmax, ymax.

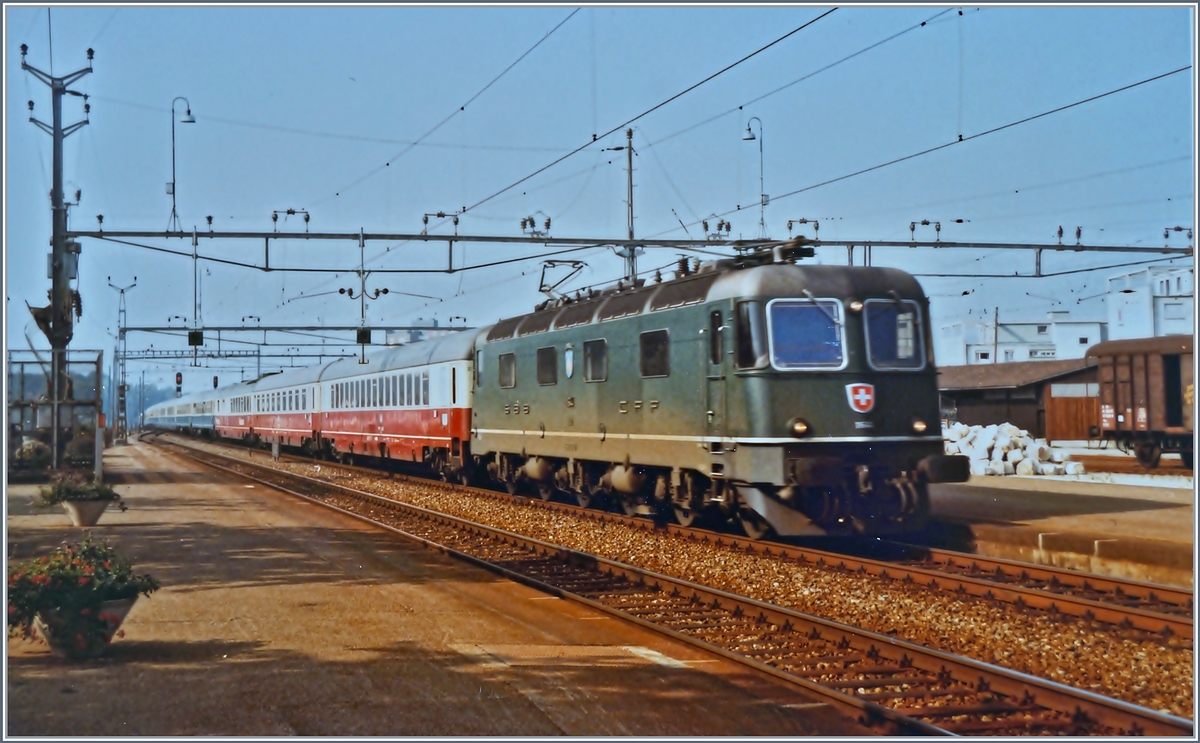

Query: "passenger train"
<box><xmin>147</xmin><ymin>244</ymin><xmax>969</xmax><ymax>538</ymax></box>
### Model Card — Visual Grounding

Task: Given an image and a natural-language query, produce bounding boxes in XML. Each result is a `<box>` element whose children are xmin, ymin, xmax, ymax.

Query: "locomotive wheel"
<box><xmin>621</xmin><ymin>495</ymin><xmax>640</xmax><ymax>517</ymax></box>
<box><xmin>575</xmin><ymin>489</ymin><xmax>596</xmax><ymax>509</ymax></box>
<box><xmin>673</xmin><ymin>505</ymin><xmax>703</xmax><ymax>528</ymax></box>
<box><xmin>536</xmin><ymin>482</ymin><xmax>556</xmax><ymax>502</ymax></box>
<box><xmin>737</xmin><ymin>508</ymin><xmax>772</xmax><ymax>540</ymax></box>
<box><xmin>1134</xmin><ymin>442</ymin><xmax>1162</xmax><ymax>468</ymax></box>
<box><xmin>504</xmin><ymin>478</ymin><xmax>520</xmax><ymax>495</ymax></box>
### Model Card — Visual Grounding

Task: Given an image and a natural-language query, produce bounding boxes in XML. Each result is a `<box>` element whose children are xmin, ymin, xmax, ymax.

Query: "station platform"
<box><xmin>928</xmin><ymin>475</ymin><xmax>1195</xmax><ymax>588</ymax></box>
<box><xmin>6</xmin><ymin>442</ymin><xmax>867</xmax><ymax>736</ymax></box>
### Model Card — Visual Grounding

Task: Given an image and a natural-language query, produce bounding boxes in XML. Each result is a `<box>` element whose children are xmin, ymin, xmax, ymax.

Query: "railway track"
<box><xmin>151</xmin><ymin>436</ymin><xmax>1193</xmax><ymax>736</ymax></box>
<box><xmin>153</xmin><ymin>434</ymin><xmax>1192</xmax><ymax>642</ymax></box>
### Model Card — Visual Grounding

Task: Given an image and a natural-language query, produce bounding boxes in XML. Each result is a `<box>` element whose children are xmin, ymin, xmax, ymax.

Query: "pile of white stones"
<box><xmin>943</xmin><ymin>422</ymin><xmax>1085</xmax><ymax>477</ymax></box>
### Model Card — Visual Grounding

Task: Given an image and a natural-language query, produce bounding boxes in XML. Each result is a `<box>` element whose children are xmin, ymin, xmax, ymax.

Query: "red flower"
<box><xmin>77</xmin><ymin>577</ymin><xmax>90</xmax><ymax>585</ymax></box>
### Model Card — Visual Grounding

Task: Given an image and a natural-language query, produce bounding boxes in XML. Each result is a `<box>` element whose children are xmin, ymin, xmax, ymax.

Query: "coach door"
<box><xmin>705</xmin><ymin>308</ymin><xmax>727</xmax><ymax>444</ymax></box>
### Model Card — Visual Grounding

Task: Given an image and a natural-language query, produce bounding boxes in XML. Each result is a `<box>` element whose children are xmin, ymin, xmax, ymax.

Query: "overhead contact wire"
<box><xmin>653</xmin><ymin>64</ymin><xmax>1193</xmax><ymax>238</ymax></box>
<box><xmin>310</xmin><ymin>8</ymin><xmax>581</xmax><ymax>207</ymax></box>
<box><xmin>463</xmin><ymin>8</ymin><xmax>838</xmax><ymax>215</ymax></box>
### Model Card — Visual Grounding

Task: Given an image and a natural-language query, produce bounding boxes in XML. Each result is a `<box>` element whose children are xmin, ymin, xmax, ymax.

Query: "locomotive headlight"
<box><xmin>789</xmin><ymin>418</ymin><xmax>810</xmax><ymax>437</ymax></box>
<box><xmin>912</xmin><ymin>418</ymin><xmax>928</xmax><ymax>433</ymax></box>
<box><xmin>848</xmin><ymin>300</ymin><xmax>864</xmax><ymax>313</ymax></box>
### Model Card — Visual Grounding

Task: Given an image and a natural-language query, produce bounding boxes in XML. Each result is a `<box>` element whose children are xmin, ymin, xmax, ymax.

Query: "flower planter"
<box><xmin>62</xmin><ymin>500</ymin><xmax>110</xmax><ymax>527</ymax></box>
<box><xmin>33</xmin><ymin>596</ymin><xmax>138</xmax><ymax>660</ymax></box>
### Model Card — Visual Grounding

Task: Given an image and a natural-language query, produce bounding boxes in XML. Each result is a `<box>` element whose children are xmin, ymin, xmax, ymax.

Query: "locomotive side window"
<box><xmin>407</xmin><ymin>374</ymin><xmax>414</xmax><ymax>405</ymax></box>
<box><xmin>584</xmin><ymin>340</ymin><xmax>607</xmax><ymax>382</ymax></box>
<box><xmin>864</xmin><ymin>299</ymin><xmax>925</xmax><ymax>370</ymax></box>
<box><xmin>499</xmin><ymin>354</ymin><xmax>516</xmax><ymax>388</ymax></box>
<box><xmin>709</xmin><ymin>311</ymin><xmax>724</xmax><ymax>365</ymax></box>
<box><xmin>735</xmin><ymin>301</ymin><xmax>768</xmax><ymax>369</ymax></box>
<box><xmin>475</xmin><ymin>351</ymin><xmax>483</xmax><ymax>388</ymax></box>
<box><xmin>422</xmin><ymin>371</ymin><xmax>429</xmax><ymax>405</ymax></box>
<box><xmin>537</xmin><ymin>347</ymin><xmax>558</xmax><ymax>385</ymax></box>
<box><xmin>767</xmin><ymin>299</ymin><xmax>845</xmax><ymax>369</ymax></box>
<box><xmin>640</xmin><ymin>330</ymin><xmax>670</xmax><ymax>378</ymax></box>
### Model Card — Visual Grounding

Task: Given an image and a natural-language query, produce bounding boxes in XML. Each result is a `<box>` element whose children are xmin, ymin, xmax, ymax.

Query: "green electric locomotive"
<box><xmin>471</xmin><ymin>245</ymin><xmax>969</xmax><ymax>537</ymax></box>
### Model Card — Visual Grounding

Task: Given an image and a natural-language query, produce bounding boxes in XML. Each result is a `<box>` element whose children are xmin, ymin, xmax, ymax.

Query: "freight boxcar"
<box><xmin>1087</xmin><ymin>336</ymin><xmax>1194</xmax><ymax>468</ymax></box>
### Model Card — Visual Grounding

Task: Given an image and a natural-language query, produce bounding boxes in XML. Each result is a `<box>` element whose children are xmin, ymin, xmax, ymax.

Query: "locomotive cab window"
<box><xmin>735</xmin><ymin>301</ymin><xmax>768</xmax><ymax>369</ymax></box>
<box><xmin>583</xmin><ymin>339</ymin><xmax>607</xmax><ymax>382</ymax></box>
<box><xmin>864</xmin><ymin>299</ymin><xmax>925</xmax><ymax>370</ymax></box>
<box><xmin>537</xmin><ymin>347</ymin><xmax>557</xmax><ymax>385</ymax></box>
<box><xmin>640</xmin><ymin>330</ymin><xmax>670</xmax><ymax>378</ymax></box>
<box><xmin>498</xmin><ymin>353</ymin><xmax>516</xmax><ymax>389</ymax></box>
<box><xmin>767</xmin><ymin>298</ymin><xmax>845</xmax><ymax>369</ymax></box>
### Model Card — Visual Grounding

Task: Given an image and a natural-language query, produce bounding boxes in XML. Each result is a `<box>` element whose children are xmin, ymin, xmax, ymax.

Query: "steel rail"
<box><xmin>156</xmin><ymin>433</ymin><xmax>1193</xmax><ymax>640</ymax></box>
<box><xmin>154</xmin><ymin>438</ymin><xmax>1194</xmax><ymax>737</ymax></box>
<box><xmin>891</xmin><ymin>544</ymin><xmax>1193</xmax><ymax>617</ymax></box>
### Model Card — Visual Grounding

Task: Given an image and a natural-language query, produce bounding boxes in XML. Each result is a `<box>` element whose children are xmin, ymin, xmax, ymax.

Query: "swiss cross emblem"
<box><xmin>845</xmin><ymin>383</ymin><xmax>875</xmax><ymax>414</ymax></box>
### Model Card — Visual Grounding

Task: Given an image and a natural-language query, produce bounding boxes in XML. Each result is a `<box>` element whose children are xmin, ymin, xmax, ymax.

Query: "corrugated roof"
<box><xmin>938</xmin><ymin>358</ymin><xmax>1094</xmax><ymax>391</ymax></box>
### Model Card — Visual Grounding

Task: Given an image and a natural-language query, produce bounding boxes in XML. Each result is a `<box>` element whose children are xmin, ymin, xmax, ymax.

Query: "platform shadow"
<box><xmin>5</xmin><ymin>517</ymin><xmax>514</xmax><ymax>594</ymax></box>
<box><xmin>5</xmin><ymin>639</ymin><xmax>867</xmax><ymax>736</ymax></box>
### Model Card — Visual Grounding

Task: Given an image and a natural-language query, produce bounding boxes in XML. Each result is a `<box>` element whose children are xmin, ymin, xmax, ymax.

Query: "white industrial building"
<box><xmin>937</xmin><ymin>311</ymin><xmax>1105</xmax><ymax>366</ymax></box>
<box><xmin>1106</xmin><ymin>265</ymin><xmax>1194</xmax><ymax>340</ymax></box>
<box><xmin>936</xmin><ymin>265</ymin><xmax>1193</xmax><ymax>366</ymax></box>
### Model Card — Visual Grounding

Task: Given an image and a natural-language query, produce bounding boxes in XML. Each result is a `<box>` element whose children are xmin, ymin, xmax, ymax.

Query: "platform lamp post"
<box><xmin>167</xmin><ymin>96</ymin><xmax>196</xmax><ymax>232</ymax></box>
<box><xmin>742</xmin><ymin>117</ymin><xmax>766</xmax><ymax>239</ymax></box>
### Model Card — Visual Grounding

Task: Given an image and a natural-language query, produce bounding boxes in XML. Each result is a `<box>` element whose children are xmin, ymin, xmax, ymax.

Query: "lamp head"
<box><xmin>180</xmin><ymin>109</ymin><xmax>196</xmax><ymax>124</ymax></box>
<box><xmin>742</xmin><ymin>124</ymin><xmax>756</xmax><ymax>141</ymax></box>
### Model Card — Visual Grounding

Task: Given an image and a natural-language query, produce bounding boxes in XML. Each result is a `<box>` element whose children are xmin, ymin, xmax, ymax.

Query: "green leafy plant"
<box><xmin>13</xmin><ymin>439</ymin><xmax>52</xmax><ymax>469</ymax></box>
<box><xmin>7</xmin><ymin>533</ymin><xmax>159</xmax><ymax>655</ymax></box>
<box><xmin>35</xmin><ymin>472</ymin><xmax>126</xmax><ymax>510</ymax></box>
<box><xmin>64</xmin><ymin>434</ymin><xmax>96</xmax><ymax>463</ymax></box>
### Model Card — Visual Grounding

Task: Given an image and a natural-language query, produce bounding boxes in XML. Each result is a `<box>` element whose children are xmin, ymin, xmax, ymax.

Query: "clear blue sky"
<box><xmin>5</xmin><ymin>4</ymin><xmax>1195</xmax><ymax>389</ymax></box>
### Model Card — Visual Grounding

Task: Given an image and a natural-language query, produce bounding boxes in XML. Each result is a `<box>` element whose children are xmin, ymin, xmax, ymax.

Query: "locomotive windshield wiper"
<box><xmin>801</xmin><ymin>289</ymin><xmax>842</xmax><ymax>326</ymax></box>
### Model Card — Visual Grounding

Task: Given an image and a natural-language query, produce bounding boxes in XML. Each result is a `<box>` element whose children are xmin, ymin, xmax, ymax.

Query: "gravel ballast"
<box><xmin>165</xmin><ymin>437</ymin><xmax>1195</xmax><ymax>719</ymax></box>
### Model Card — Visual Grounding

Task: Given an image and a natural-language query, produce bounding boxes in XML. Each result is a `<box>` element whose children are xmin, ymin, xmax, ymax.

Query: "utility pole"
<box><xmin>604</xmin><ymin>128</ymin><xmax>640</xmax><ymax>283</ymax></box>
<box><xmin>993</xmin><ymin>306</ymin><xmax>999</xmax><ymax>364</ymax></box>
<box><xmin>624</xmin><ymin>127</ymin><xmax>636</xmax><ymax>281</ymax></box>
<box><xmin>21</xmin><ymin>43</ymin><xmax>93</xmax><ymax>468</ymax></box>
<box><xmin>108</xmin><ymin>277</ymin><xmax>136</xmax><ymax>443</ymax></box>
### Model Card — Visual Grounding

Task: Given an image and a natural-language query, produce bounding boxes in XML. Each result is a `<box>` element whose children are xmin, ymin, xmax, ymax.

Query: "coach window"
<box><xmin>709</xmin><ymin>310</ymin><xmax>724</xmax><ymax>365</ymax></box>
<box><xmin>499</xmin><ymin>353</ymin><xmax>516</xmax><ymax>389</ymax></box>
<box><xmin>735</xmin><ymin>300</ymin><xmax>769</xmax><ymax>369</ymax></box>
<box><xmin>583</xmin><ymin>339</ymin><xmax>607</xmax><ymax>382</ymax></box>
<box><xmin>537</xmin><ymin>347</ymin><xmax>558</xmax><ymax>385</ymax></box>
<box><xmin>421</xmin><ymin>370</ymin><xmax>430</xmax><ymax>405</ymax></box>
<box><xmin>640</xmin><ymin>330</ymin><xmax>670</xmax><ymax>378</ymax></box>
<box><xmin>402</xmin><ymin>374</ymin><xmax>410</xmax><ymax>405</ymax></box>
